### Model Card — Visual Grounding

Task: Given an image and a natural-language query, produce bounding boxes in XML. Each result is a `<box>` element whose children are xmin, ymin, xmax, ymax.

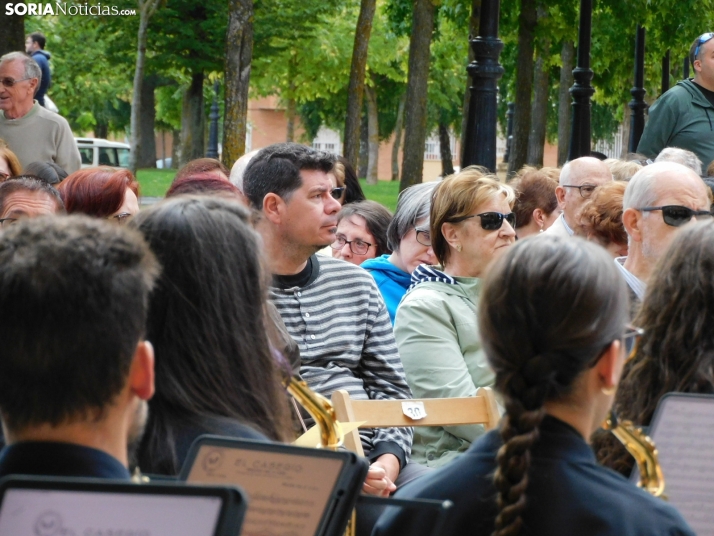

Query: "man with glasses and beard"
<box><xmin>619</xmin><ymin>161</ymin><xmax>712</xmax><ymax>317</ymax></box>
<box><xmin>543</xmin><ymin>156</ymin><xmax>613</xmax><ymax>238</ymax></box>
<box><xmin>639</xmin><ymin>32</ymin><xmax>714</xmax><ymax>167</ymax></box>
<box><xmin>0</xmin><ymin>215</ymin><xmax>157</xmax><ymax>479</ymax></box>
<box><xmin>0</xmin><ymin>52</ymin><xmax>80</xmax><ymax>173</ymax></box>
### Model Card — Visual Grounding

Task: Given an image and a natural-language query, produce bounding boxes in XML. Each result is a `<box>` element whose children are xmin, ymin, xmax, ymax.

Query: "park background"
<box><xmin>1</xmin><ymin>0</ymin><xmax>713</xmax><ymax>207</ymax></box>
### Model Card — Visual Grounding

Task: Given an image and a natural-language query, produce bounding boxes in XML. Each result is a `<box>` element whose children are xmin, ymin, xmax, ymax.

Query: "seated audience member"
<box><xmin>23</xmin><ymin>161</ymin><xmax>68</xmax><ymax>186</ymax></box>
<box><xmin>229</xmin><ymin>150</ymin><xmax>260</xmax><ymax>192</ymax></box>
<box><xmin>595</xmin><ymin>221</ymin><xmax>714</xmax><ymax>476</ymax></box>
<box><xmin>374</xmin><ymin>236</ymin><xmax>694</xmax><ymax>536</ymax></box>
<box><xmin>0</xmin><ymin>216</ymin><xmax>157</xmax><ymax>478</ymax></box>
<box><xmin>618</xmin><ymin>162</ymin><xmax>710</xmax><ymax>316</ymax></box>
<box><xmin>606</xmin><ymin>158</ymin><xmax>643</xmax><ymax>182</ymax></box>
<box><xmin>655</xmin><ymin>146</ymin><xmax>703</xmax><ymax>175</ymax></box>
<box><xmin>165</xmin><ymin>175</ymin><xmax>244</xmax><ymax>201</ymax></box>
<box><xmin>242</xmin><ymin>143</ymin><xmax>421</xmax><ymax>503</ymax></box>
<box><xmin>59</xmin><ymin>167</ymin><xmax>139</xmax><ymax>224</ymax></box>
<box><xmin>579</xmin><ymin>181</ymin><xmax>628</xmax><ymax>257</ymax></box>
<box><xmin>174</xmin><ymin>158</ymin><xmax>230</xmax><ymax>182</ymax></box>
<box><xmin>0</xmin><ymin>176</ymin><xmax>64</xmax><ymax>226</ymax></box>
<box><xmin>511</xmin><ymin>166</ymin><xmax>559</xmax><ymax>238</ymax></box>
<box><xmin>544</xmin><ymin>156</ymin><xmax>612</xmax><ymax>237</ymax></box>
<box><xmin>394</xmin><ymin>168</ymin><xmax>515</xmax><ymax>467</ymax></box>
<box><xmin>362</xmin><ymin>182</ymin><xmax>437</xmax><ymax>324</ymax></box>
<box><xmin>0</xmin><ymin>144</ymin><xmax>22</xmax><ymax>181</ymax></box>
<box><xmin>334</xmin><ymin>157</ymin><xmax>366</xmax><ymax>205</ymax></box>
<box><xmin>331</xmin><ymin>200</ymin><xmax>392</xmax><ymax>265</ymax></box>
<box><xmin>133</xmin><ymin>196</ymin><xmax>291</xmax><ymax>476</ymax></box>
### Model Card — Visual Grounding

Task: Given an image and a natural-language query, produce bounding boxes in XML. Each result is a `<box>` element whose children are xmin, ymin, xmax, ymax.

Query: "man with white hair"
<box><xmin>654</xmin><ymin>147</ymin><xmax>703</xmax><ymax>175</ymax></box>
<box><xmin>544</xmin><ymin>156</ymin><xmax>612</xmax><ymax>237</ymax></box>
<box><xmin>0</xmin><ymin>52</ymin><xmax>80</xmax><ymax>173</ymax></box>
<box><xmin>619</xmin><ymin>161</ymin><xmax>711</xmax><ymax>314</ymax></box>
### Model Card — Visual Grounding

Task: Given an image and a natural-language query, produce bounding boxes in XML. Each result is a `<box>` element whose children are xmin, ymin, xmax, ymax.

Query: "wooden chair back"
<box><xmin>330</xmin><ymin>387</ymin><xmax>500</xmax><ymax>456</ymax></box>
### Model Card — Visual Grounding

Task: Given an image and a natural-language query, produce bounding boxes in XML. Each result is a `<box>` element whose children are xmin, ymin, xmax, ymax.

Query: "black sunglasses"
<box><xmin>330</xmin><ymin>187</ymin><xmax>345</xmax><ymax>200</ymax></box>
<box><xmin>637</xmin><ymin>205</ymin><xmax>712</xmax><ymax>227</ymax></box>
<box><xmin>450</xmin><ymin>211</ymin><xmax>516</xmax><ymax>231</ymax></box>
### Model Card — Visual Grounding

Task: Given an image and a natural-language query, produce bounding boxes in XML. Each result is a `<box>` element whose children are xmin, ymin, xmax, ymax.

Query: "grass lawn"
<box><xmin>137</xmin><ymin>168</ymin><xmax>402</xmax><ymax>211</ymax></box>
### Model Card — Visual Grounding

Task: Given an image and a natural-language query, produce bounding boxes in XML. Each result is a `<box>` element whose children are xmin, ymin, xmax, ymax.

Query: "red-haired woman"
<box><xmin>58</xmin><ymin>167</ymin><xmax>139</xmax><ymax>224</ymax></box>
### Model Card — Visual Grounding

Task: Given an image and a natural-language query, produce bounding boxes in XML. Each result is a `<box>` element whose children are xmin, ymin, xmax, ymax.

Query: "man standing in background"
<box><xmin>24</xmin><ymin>32</ymin><xmax>51</xmax><ymax>108</ymax></box>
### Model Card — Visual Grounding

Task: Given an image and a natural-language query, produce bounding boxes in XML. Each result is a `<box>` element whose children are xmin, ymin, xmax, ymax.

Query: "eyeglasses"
<box><xmin>562</xmin><ymin>184</ymin><xmax>598</xmax><ymax>199</ymax></box>
<box><xmin>331</xmin><ymin>235</ymin><xmax>373</xmax><ymax>255</ymax></box>
<box><xmin>694</xmin><ymin>32</ymin><xmax>714</xmax><ymax>60</ymax></box>
<box><xmin>0</xmin><ymin>172</ymin><xmax>9</xmax><ymax>182</ymax></box>
<box><xmin>0</xmin><ymin>218</ymin><xmax>17</xmax><ymax>228</ymax></box>
<box><xmin>111</xmin><ymin>212</ymin><xmax>133</xmax><ymax>224</ymax></box>
<box><xmin>0</xmin><ymin>77</ymin><xmax>32</xmax><ymax>88</ymax></box>
<box><xmin>623</xmin><ymin>325</ymin><xmax>644</xmax><ymax>342</ymax></box>
<box><xmin>450</xmin><ymin>211</ymin><xmax>516</xmax><ymax>231</ymax></box>
<box><xmin>415</xmin><ymin>226</ymin><xmax>431</xmax><ymax>247</ymax></box>
<box><xmin>636</xmin><ymin>205</ymin><xmax>712</xmax><ymax>227</ymax></box>
<box><xmin>330</xmin><ymin>187</ymin><xmax>345</xmax><ymax>200</ymax></box>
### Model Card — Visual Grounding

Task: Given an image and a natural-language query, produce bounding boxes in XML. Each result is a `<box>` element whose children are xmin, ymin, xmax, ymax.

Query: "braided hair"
<box><xmin>478</xmin><ymin>235</ymin><xmax>628</xmax><ymax>536</ymax></box>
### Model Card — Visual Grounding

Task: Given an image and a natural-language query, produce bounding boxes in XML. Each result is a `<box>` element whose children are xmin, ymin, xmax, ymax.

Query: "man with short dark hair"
<box><xmin>0</xmin><ymin>176</ymin><xmax>64</xmax><ymax>226</ymax></box>
<box><xmin>638</xmin><ymin>32</ymin><xmax>714</xmax><ymax>167</ymax></box>
<box><xmin>244</xmin><ymin>143</ymin><xmax>424</xmax><ymax>500</ymax></box>
<box><xmin>24</xmin><ymin>31</ymin><xmax>51</xmax><ymax>108</ymax></box>
<box><xmin>0</xmin><ymin>52</ymin><xmax>80</xmax><ymax>173</ymax></box>
<box><xmin>0</xmin><ymin>216</ymin><xmax>158</xmax><ymax>478</ymax></box>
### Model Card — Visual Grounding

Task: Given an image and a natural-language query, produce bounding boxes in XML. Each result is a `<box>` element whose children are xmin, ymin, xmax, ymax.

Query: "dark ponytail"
<box><xmin>479</xmin><ymin>236</ymin><xmax>628</xmax><ymax>536</ymax></box>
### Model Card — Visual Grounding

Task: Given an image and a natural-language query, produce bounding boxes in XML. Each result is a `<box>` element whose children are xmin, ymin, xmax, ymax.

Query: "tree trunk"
<box><xmin>95</xmin><ymin>122</ymin><xmax>108</xmax><ymax>139</ymax></box>
<box><xmin>391</xmin><ymin>93</ymin><xmax>406</xmax><ymax>180</ymax></box>
<box><xmin>180</xmin><ymin>71</ymin><xmax>205</xmax><ymax>166</ymax></box>
<box><xmin>621</xmin><ymin>103</ymin><xmax>631</xmax><ymax>159</ymax></box>
<box><xmin>439</xmin><ymin>121</ymin><xmax>455</xmax><ymax>176</ymax></box>
<box><xmin>527</xmin><ymin>8</ymin><xmax>549</xmax><ymax>167</ymax></box>
<box><xmin>365</xmin><ymin>85</ymin><xmax>379</xmax><ymax>184</ymax></box>
<box><xmin>343</xmin><ymin>0</ymin><xmax>377</xmax><ymax>169</ymax></box>
<box><xmin>129</xmin><ymin>0</ymin><xmax>161</xmax><ymax>175</ymax></box>
<box><xmin>459</xmin><ymin>0</ymin><xmax>481</xmax><ymax>161</ymax></box>
<box><xmin>286</xmin><ymin>96</ymin><xmax>296</xmax><ymax>142</ymax></box>
<box><xmin>223</xmin><ymin>0</ymin><xmax>253</xmax><ymax>168</ymax></box>
<box><xmin>171</xmin><ymin>129</ymin><xmax>180</xmax><ymax>168</ymax></box>
<box><xmin>136</xmin><ymin>74</ymin><xmax>157</xmax><ymax>168</ymax></box>
<box><xmin>557</xmin><ymin>40</ymin><xmax>574</xmax><ymax>166</ymax></box>
<box><xmin>506</xmin><ymin>0</ymin><xmax>537</xmax><ymax>178</ymax></box>
<box><xmin>400</xmin><ymin>0</ymin><xmax>436</xmax><ymax>191</ymax></box>
<box><xmin>358</xmin><ymin>111</ymin><xmax>369</xmax><ymax>178</ymax></box>
<box><xmin>0</xmin><ymin>4</ymin><xmax>24</xmax><ymax>57</ymax></box>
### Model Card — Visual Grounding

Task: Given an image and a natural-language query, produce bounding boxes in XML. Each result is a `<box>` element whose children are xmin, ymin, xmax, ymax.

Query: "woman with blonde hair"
<box><xmin>0</xmin><ymin>144</ymin><xmax>22</xmax><ymax>181</ymax></box>
<box><xmin>394</xmin><ymin>167</ymin><xmax>516</xmax><ymax>467</ymax></box>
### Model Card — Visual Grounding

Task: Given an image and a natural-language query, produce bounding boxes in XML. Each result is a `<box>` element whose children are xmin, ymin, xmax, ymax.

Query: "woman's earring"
<box><xmin>601</xmin><ymin>385</ymin><xmax>617</xmax><ymax>396</ymax></box>
<box><xmin>456</xmin><ymin>244</ymin><xmax>463</xmax><ymax>252</ymax></box>
<box><xmin>539</xmin><ymin>225</ymin><xmax>544</xmax><ymax>233</ymax></box>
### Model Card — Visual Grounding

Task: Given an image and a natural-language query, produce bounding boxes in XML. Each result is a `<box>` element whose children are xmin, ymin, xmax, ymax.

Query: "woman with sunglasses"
<box><xmin>393</xmin><ymin>167</ymin><xmax>516</xmax><ymax>467</ymax></box>
<box><xmin>375</xmin><ymin>236</ymin><xmax>693</xmax><ymax>536</ymax></box>
<box><xmin>595</xmin><ymin>221</ymin><xmax>714</xmax><ymax>477</ymax></box>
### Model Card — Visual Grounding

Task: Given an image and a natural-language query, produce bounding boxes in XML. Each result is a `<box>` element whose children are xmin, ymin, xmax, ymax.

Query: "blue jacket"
<box><xmin>373</xmin><ymin>416</ymin><xmax>694</xmax><ymax>536</ymax></box>
<box><xmin>361</xmin><ymin>255</ymin><xmax>410</xmax><ymax>325</ymax></box>
<box><xmin>30</xmin><ymin>50</ymin><xmax>51</xmax><ymax>107</ymax></box>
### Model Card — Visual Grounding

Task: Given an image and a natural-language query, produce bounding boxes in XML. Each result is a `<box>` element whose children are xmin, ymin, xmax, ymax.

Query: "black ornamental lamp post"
<box><xmin>684</xmin><ymin>57</ymin><xmax>690</xmax><ymax>79</ymax></box>
<box><xmin>628</xmin><ymin>26</ymin><xmax>647</xmax><ymax>153</ymax></box>
<box><xmin>206</xmin><ymin>81</ymin><xmax>220</xmax><ymax>159</ymax></box>
<box><xmin>661</xmin><ymin>50</ymin><xmax>670</xmax><ymax>95</ymax></box>
<box><xmin>462</xmin><ymin>0</ymin><xmax>504</xmax><ymax>172</ymax></box>
<box><xmin>567</xmin><ymin>0</ymin><xmax>595</xmax><ymax>161</ymax></box>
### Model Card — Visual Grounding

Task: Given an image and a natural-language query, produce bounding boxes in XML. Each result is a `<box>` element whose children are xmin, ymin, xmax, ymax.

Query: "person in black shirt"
<box><xmin>373</xmin><ymin>236</ymin><xmax>694</xmax><ymax>536</ymax></box>
<box><xmin>0</xmin><ymin>216</ymin><xmax>158</xmax><ymax>480</ymax></box>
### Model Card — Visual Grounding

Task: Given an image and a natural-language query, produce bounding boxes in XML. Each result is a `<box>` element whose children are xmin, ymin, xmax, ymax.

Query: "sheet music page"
<box><xmin>187</xmin><ymin>445</ymin><xmax>345</xmax><ymax>536</ymax></box>
<box><xmin>649</xmin><ymin>395</ymin><xmax>714</xmax><ymax>535</ymax></box>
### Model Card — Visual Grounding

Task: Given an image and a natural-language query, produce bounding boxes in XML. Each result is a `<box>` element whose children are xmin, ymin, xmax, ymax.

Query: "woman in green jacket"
<box><xmin>394</xmin><ymin>168</ymin><xmax>516</xmax><ymax>467</ymax></box>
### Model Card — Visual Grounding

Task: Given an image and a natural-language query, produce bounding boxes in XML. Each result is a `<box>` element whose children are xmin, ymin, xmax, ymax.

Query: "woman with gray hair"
<box><xmin>361</xmin><ymin>182</ymin><xmax>437</xmax><ymax>324</ymax></box>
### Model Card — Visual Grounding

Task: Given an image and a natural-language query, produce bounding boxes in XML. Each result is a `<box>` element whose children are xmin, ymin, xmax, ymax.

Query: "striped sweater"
<box><xmin>270</xmin><ymin>255</ymin><xmax>413</xmax><ymax>464</ymax></box>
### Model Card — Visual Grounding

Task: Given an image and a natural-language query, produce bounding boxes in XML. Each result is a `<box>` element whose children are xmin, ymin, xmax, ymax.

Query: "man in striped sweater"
<box><xmin>243</xmin><ymin>143</ymin><xmax>425</xmax><ymax>500</ymax></box>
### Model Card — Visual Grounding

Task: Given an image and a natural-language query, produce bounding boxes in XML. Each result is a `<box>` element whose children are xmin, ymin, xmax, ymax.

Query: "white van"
<box><xmin>75</xmin><ymin>138</ymin><xmax>130</xmax><ymax>169</ymax></box>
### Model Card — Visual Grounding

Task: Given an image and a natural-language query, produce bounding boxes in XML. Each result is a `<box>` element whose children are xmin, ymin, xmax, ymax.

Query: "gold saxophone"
<box><xmin>602</xmin><ymin>411</ymin><xmax>666</xmax><ymax>498</ymax></box>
